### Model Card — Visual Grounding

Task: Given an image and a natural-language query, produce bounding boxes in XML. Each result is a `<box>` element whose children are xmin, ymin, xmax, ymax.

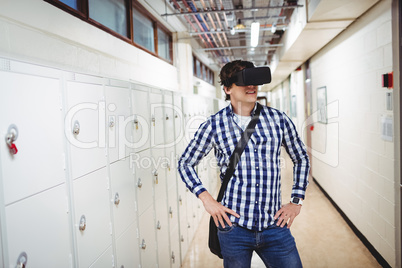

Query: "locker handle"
<box><xmin>133</xmin><ymin>117</ymin><xmax>139</xmax><ymax>130</ymax></box>
<box><xmin>171</xmin><ymin>251</ymin><xmax>175</xmax><ymax>264</ymax></box>
<box><xmin>181</xmin><ymin>235</ymin><xmax>184</xmax><ymax>242</ymax></box>
<box><xmin>109</xmin><ymin>117</ymin><xmax>115</xmax><ymax>128</ymax></box>
<box><xmin>153</xmin><ymin>170</ymin><xmax>158</xmax><ymax>184</ymax></box>
<box><xmin>79</xmin><ymin>215</ymin><xmax>86</xmax><ymax>231</ymax></box>
<box><xmin>169</xmin><ymin>207</ymin><xmax>173</xmax><ymax>218</ymax></box>
<box><xmin>73</xmin><ymin>120</ymin><xmax>80</xmax><ymax>135</ymax></box>
<box><xmin>157</xmin><ymin>220</ymin><xmax>161</xmax><ymax>230</ymax></box>
<box><xmin>5</xmin><ymin>124</ymin><xmax>18</xmax><ymax>155</ymax></box>
<box><xmin>151</xmin><ymin>115</ymin><xmax>155</xmax><ymax>126</ymax></box>
<box><xmin>16</xmin><ymin>252</ymin><xmax>27</xmax><ymax>268</ymax></box>
<box><xmin>137</xmin><ymin>178</ymin><xmax>142</xmax><ymax>188</ymax></box>
<box><xmin>114</xmin><ymin>192</ymin><xmax>120</xmax><ymax>205</ymax></box>
<box><xmin>140</xmin><ymin>239</ymin><xmax>146</xmax><ymax>249</ymax></box>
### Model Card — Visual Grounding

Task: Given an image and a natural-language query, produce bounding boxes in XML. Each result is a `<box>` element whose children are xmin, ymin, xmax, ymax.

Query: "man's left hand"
<box><xmin>274</xmin><ymin>202</ymin><xmax>302</xmax><ymax>228</ymax></box>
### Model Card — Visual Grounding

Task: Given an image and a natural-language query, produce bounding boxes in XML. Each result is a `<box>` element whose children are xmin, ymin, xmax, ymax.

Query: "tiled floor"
<box><xmin>181</xmin><ymin>154</ymin><xmax>381</xmax><ymax>268</ymax></box>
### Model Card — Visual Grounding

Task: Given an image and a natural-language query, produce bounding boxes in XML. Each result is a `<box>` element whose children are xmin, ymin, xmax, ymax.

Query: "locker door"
<box><xmin>65</xmin><ymin>77</ymin><xmax>106</xmax><ymax>179</ymax></box>
<box><xmin>154</xmin><ymin>197</ymin><xmax>170</xmax><ymax>268</ymax></box>
<box><xmin>133</xmin><ymin>149</ymin><xmax>153</xmax><ymax>216</ymax></box>
<box><xmin>109</xmin><ymin>156</ymin><xmax>136</xmax><ymax>238</ymax></box>
<box><xmin>0</xmin><ymin>71</ymin><xmax>65</xmax><ymax>205</ymax></box>
<box><xmin>105</xmin><ymin>84</ymin><xmax>132</xmax><ymax>163</ymax></box>
<box><xmin>177</xmin><ymin>184</ymin><xmax>189</xmax><ymax>262</ymax></box>
<box><xmin>173</xmin><ymin>94</ymin><xmax>184</xmax><ymax>149</ymax></box>
<box><xmin>168</xmin><ymin>188</ymin><xmax>180</xmax><ymax>268</ymax></box>
<box><xmin>131</xmin><ymin>87</ymin><xmax>150</xmax><ymax>152</ymax></box>
<box><xmin>150</xmin><ymin>90</ymin><xmax>165</xmax><ymax>147</ymax></box>
<box><xmin>5</xmin><ymin>185</ymin><xmax>71</xmax><ymax>268</ymax></box>
<box><xmin>138</xmin><ymin>206</ymin><xmax>157</xmax><ymax>268</ymax></box>
<box><xmin>73</xmin><ymin>167</ymin><xmax>112</xmax><ymax>267</ymax></box>
<box><xmin>115</xmin><ymin>223</ymin><xmax>140</xmax><ymax>268</ymax></box>
<box><xmin>163</xmin><ymin>91</ymin><xmax>175</xmax><ymax>146</ymax></box>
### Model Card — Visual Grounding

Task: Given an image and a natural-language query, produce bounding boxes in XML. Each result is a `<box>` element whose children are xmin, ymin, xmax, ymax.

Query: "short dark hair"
<box><xmin>219</xmin><ymin>60</ymin><xmax>255</xmax><ymax>101</ymax></box>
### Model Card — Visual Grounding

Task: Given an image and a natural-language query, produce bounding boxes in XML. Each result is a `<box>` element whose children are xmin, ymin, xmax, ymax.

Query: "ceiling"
<box><xmin>159</xmin><ymin>0</ymin><xmax>380</xmax><ymax>90</ymax></box>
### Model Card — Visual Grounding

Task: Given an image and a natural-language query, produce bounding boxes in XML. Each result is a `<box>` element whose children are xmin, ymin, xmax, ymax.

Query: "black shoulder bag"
<box><xmin>208</xmin><ymin>103</ymin><xmax>262</xmax><ymax>259</ymax></box>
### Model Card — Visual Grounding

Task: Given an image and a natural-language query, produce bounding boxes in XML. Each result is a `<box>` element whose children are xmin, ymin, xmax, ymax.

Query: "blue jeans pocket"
<box><xmin>217</xmin><ymin>222</ymin><xmax>236</xmax><ymax>233</ymax></box>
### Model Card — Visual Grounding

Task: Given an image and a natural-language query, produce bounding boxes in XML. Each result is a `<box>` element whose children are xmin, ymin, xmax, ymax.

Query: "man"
<box><xmin>178</xmin><ymin>60</ymin><xmax>310</xmax><ymax>268</ymax></box>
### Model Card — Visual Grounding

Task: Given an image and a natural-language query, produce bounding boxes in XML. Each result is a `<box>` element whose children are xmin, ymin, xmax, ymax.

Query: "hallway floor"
<box><xmin>181</xmin><ymin>155</ymin><xmax>382</xmax><ymax>268</ymax></box>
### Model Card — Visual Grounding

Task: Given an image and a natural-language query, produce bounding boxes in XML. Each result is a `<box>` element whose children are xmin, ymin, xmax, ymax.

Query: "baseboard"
<box><xmin>313</xmin><ymin>177</ymin><xmax>391</xmax><ymax>268</ymax></box>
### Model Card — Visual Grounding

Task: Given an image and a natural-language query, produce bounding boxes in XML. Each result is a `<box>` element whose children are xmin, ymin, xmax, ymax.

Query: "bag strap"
<box><xmin>216</xmin><ymin>103</ymin><xmax>262</xmax><ymax>202</ymax></box>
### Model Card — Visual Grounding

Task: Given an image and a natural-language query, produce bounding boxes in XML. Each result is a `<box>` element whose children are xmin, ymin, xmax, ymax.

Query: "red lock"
<box><xmin>8</xmin><ymin>143</ymin><xmax>18</xmax><ymax>155</ymax></box>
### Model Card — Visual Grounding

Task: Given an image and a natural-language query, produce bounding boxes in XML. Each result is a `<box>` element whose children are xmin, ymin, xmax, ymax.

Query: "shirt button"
<box><xmin>256</xmin><ymin>183</ymin><xmax>259</xmax><ymax>187</ymax></box>
<box><xmin>254</xmin><ymin>149</ymin><xmax>257</xmax><ymax>152</ymax></box>
<box><xmin>256</xmin><ymin>166</ymin><xmax>259</xmax><ymax>169</ymax></box>
<box><xmin>255</xmin><ymin>201</ymin><xmax>258</xmax><ymax>204</ymax></box>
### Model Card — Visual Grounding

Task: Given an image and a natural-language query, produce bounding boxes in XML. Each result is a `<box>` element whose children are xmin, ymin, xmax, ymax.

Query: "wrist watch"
<box><xmin>290</xmin><ymin>197</ymin><xmax>303</xmax><ymax>205</ymax></box>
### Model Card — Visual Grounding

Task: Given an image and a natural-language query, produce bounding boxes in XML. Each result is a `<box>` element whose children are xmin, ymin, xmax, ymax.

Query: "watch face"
<box><xmin>292</xmin><ymin>197</ymin><xmax>300</xmax><ymax>204</ymax></box>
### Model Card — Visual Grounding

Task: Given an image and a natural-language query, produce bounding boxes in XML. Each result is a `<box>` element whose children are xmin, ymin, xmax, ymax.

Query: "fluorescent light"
<box><xmin>250</xmin><ymin>21</ymin><xmax>260</xmax><ymax>47</ymax></box>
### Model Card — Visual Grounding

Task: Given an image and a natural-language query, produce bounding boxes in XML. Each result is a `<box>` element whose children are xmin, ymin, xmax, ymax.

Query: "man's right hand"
<box><xmin>198</xmin><ymin>191</ymin><xmax>240</xmax><ymax>227</ymax></box>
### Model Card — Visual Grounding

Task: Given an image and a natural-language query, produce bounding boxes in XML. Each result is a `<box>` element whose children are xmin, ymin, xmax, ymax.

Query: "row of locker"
<box><xmin>0</xmin><ymin>58</ymin><xmax>223</xmax><ymax>267</ymax></box>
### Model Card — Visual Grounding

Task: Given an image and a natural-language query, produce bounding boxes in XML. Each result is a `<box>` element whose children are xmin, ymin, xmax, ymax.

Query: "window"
<box><xmin>88</xmin><ymin>0</ymin><xmax>128</xmax><ymax>37</ymax></box>
<box><xmin>193</xmin><ymin>55</ymin><xmax>214</xmax><ymax>85</ymax></box>
<box><xmin>45</xmin><ymin>0</ymin><xmax>173</xmax><ymax>63</ymax></box>
<box><xmin>133</xmin><ymin>7</ymin><xmax>155</xmax><ymax>53</ymax></box>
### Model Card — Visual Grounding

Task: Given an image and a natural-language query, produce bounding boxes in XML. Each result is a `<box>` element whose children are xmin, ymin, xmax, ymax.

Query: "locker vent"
<box><xmin>0</xmin><ymin>58</ymin><xmax>11</xmax><ymax>71</ymax></box>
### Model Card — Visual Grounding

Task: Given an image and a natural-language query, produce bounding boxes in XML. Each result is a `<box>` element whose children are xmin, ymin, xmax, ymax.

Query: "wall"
<box><xmin>309</xmin><ymin>0</ymin><xmax>396</xmax><ymax>266</ymax></box>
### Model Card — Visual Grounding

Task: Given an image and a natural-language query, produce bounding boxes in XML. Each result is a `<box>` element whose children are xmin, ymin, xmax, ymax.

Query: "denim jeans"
<box><xmin>217</xmin><ymin>222</ymin><xmax>302</xmax><ymax>268</ymax></box>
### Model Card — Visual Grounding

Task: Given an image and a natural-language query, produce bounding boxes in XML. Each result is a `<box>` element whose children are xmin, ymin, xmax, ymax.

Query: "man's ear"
<box><xmin>224</xmin><ymin>86</ymin><xmax>231</xmax><ymax>95</ymax></box>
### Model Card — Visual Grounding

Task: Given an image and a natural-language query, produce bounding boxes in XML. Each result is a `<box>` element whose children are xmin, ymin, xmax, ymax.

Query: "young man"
<box><xmin>178</xmin><ymin>60</ymin><xmax>310</xmax><ymax>267</ymax></box>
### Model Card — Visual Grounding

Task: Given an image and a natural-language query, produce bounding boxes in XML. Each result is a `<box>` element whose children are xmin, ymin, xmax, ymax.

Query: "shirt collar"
<box><xmin>228</xmin><ymin>103</ymin><xmax>258</xmax><ymax>117</ymax></box>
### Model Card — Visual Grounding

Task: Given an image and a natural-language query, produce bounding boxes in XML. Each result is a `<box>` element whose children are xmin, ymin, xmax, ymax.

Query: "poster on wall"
<box><xmin>317</xmin><ymin>86</ymin><xmax>327</xmax><ymax>124</ymax></box>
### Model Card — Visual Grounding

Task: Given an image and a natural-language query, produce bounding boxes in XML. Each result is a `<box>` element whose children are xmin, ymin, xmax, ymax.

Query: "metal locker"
<box><xmin>173</xmin><ymin>94</ymin><xmax>184</xmax><ymax>148</ymax></box>
<box><xmin>88</xmin><ymin>246</ymin><xmax>113</xmax><ymax>268</ymax></box>
<box><xmin>138</xmin><ymin>205</ymin><xmax>157</xmax><ymax>268</ymax></box>
<box><xmin>154</xmin><ymin>196</ymin><xmax>171</xmax><ymax>268</ymax></box>
<box><xmin>65</xmin><ymin>77</ymin><xmax>107</xmax><ymax>180</ymax></box>
<box><xmin>169</xmin><ymin>226</ymin><xmax>181</xmax><ymax>268</ymax></box>
<box><xmin>0</xmin><ymin>71</ymin><xmax>65</xmax><ymax>205</ymax></box>
<box><xmin>131</xmin><ymin>86</ymin><xmax>151</xmax><ymax>153</ymax></box>
<box><xmin>133</xmin><ymin>149</ymin><xmax>154</xmax><ymax>217</ymax></box>
<box><xmin>5</xmin><ymin>185</ymin><xmax>71</xmax><ymax>267</ymax></box>
<box><xmin>115</xmin><ymin>222</ymin><xmax>140</xmax><ymax>268</ymax></box>
<box><xmin>105</xmin><ymin>84</ymin><xmax>132</xmax><ymax>163</ymax></box>
<box><xmin>163</xmin><ymin>91</ymin><xmax>175</xmax><ymax>146</ymax></box>
<box><xmin>149</xmin><ymin>90</ymin><xmax>165</xmax><ymax>147</ymax></box>
<box><xmin>109</xmin><ymin>156</ymin><xmax>136</xmax><ymax>238</ymax></box>
<box><xmin>72</xmin><ymin>167</ymin><xmax>113</xmax><ymax>268</ymax></box>
<box><xmin>151</xmin><ymin>147</ymin><xmax>168</xmax><ymax>203</ymax></box>
<box><xmin>165</xmin><ymin>146</ymin><xmax>177</xmax><ymax>191</ymax></box>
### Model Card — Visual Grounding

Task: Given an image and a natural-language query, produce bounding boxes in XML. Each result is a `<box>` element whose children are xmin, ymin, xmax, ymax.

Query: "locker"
<box><xmin>105</xmin><ymin>84</ymin><xmax>132</xmax><ymax>163</ymax></box>
<box><xmin>131</xmin><ymin>87</ymin><xmax>151</xmax><ymax>152</ymax></box>
<box><xmin>154</xmin><ymin>196</ymin><xmax>171</xmax><ymax>268</ymax></box>
<box><xmin>165</xmin><ymin>146</ymin><xmax>177</xmax><ymax>191</ymax></box>
<box><xmin>149</xmin><ymin>90</ymin><xmax>165</xmax><ymax>147</ymax></box>
<box><xmin>115</xmin><ymin>222</ymin><xmax>141</xmax><ymax>268</ymax></box>
<box><xmin>170</xmin><ymin>226</ymin><xmax>181</xmax><ymax>268</ymax></box>
<box><xmin>151</xmin><ymin>147</ymin><xmax>168</xmax><ymax>202</ymax></box>
<box><xmin>173</xmin><ymin>94</ymin><xmax>184</xmax><ymax>147</ymax></box>
<box><xmin>138</xmin><ymin>205</ymin><xmax>157</xmax><ymax>268</ymax></box>
<box><xmin>133</xmin><ymin>149</ymin><xmax>154</xmax><ymax>216</ymax></box>
<box><xmin>109</xmin><ymin>156</ymin><xmax>136</xmax><ymax>238</ymax></box>
<box><xmin>0</xmin><ymin>71</ymin><xmax>65</xmax><ymax>205</ymax></box>
<box><xmin>163</xmin><ymin>91</ymin><xmax>175</xmax><ymax>146</ymax></box>
<box><xmin>177</xmin><ymin>184</ymin><xmax>189</xmax><ymax>263</ymax></box>
<box><xmin>88</xmin><ymin>246</ymin><xmax>113</xmax><ymax>268</ymax></box>
<box><xmin>5</xmin><ymin>185</ymin><xmax>71</xmax><ymax>268</ymax></box>
<box><xmin>65</xmin><ymin>79</ymin><xmax>107</xmax><ymax>179</ymax></box>
<box><xmin>73</xmin><ymin>167</ymin><xmax>112</xmax><ymax>268</ymax></box>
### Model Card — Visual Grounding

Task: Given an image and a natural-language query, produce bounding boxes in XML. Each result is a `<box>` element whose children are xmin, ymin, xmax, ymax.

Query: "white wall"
<box><xmin>309</xmin><ymin>0</ymin><xmax>396</xmax><ymax>265</ymax></box>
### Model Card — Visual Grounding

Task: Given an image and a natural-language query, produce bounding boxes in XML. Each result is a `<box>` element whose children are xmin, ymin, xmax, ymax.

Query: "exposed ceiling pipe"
<box><xmin>181</xmin><ymin>0</ymin><xmax>215</xmax><ymax>49</ymax></box>
<box><xmin>209</xmin><ymin>0</ymin><xmax>230</xmax><ymax>49</ymax></box>
<box><xmin>190</xmin><ymin>0</ymin><xmax>220</xmax><ymax>47</ymax></box>
<box><xmin>199</xmin><ymin>0</ymin><xmax>224</xmax><ymax>47</ymax></box>
<box><xmin>170</xmin><ymin>0</ymin><xmax>209</xmax><ymax>49</ymax></box>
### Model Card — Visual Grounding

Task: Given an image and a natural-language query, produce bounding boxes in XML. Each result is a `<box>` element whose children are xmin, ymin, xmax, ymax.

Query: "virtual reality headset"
<box><xmin>224</xmin><ymin>66</ymin><xmax>271</xmax><ymax>86</ymax></box>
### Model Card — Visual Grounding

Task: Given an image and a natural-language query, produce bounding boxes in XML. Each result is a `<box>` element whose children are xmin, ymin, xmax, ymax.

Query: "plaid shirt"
<box><xmin>178</xmin><ymin>104</ymin><xmax>310</xmax><ymax>231</ymax></box>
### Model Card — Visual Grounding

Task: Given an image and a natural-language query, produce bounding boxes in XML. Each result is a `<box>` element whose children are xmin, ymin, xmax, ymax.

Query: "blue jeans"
<box><xmin>217</xmin><ymin>222</ymin><xmax>302</xmax><ymax>268</ymax></box>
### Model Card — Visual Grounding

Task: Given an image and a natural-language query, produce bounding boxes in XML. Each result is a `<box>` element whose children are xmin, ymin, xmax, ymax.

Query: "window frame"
<box><xmin>44</xmin><ymin>0</ymin><xmax>173</xmax><ymax>64</ymax></box>
<box><xmin>193</xmin><ymin>55</ymin><xmax>214</xmax><ymax>85</ymax></box>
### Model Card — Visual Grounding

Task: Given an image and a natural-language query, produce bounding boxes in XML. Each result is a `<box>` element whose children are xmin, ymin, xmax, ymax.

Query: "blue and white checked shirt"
<box><xmin>178</xmin><ymin>104</ymin><xmax>310</xmax><ymax>231</ymax></box>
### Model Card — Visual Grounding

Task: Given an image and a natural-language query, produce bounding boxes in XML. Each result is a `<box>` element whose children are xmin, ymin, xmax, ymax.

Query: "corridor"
<box><xmin>182</xmin><ymin>154</ymin><xmax>382</xmax><ymax>268</ymax></box>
